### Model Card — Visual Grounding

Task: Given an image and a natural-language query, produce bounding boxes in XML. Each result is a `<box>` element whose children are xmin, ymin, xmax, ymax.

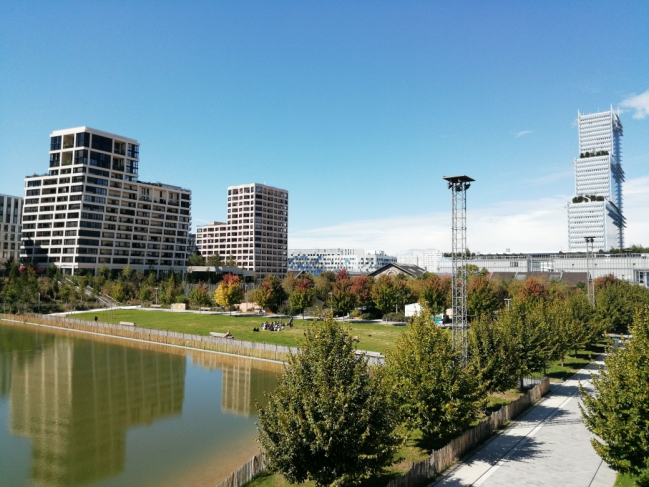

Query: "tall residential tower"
<box><xmin>195</xmin><ymin>183</ymin><xmax>288</xmax><ymax>277</ymax></box>
<box><xmin>567</xmin><ymin>108</ymin><xmax>625</xmax><ymax>251</ymax></box>
<box><xmin>21</xmin><ymin>127</ymin><xmax>192</xmax><ymax>275</ymax></box>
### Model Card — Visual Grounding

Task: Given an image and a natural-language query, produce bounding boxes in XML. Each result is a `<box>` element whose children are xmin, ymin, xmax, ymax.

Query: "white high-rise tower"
<box><xmin>567</xmin><ymin>108</ymin><xmax>625</xmax><ymax>251</ymax></box>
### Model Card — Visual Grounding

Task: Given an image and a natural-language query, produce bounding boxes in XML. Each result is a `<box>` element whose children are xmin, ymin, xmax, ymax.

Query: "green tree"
<box><xmin>224</xmin><ymin>255</ymin><xmax>238</xmax><ymax>267</ymax></box>
<box><xmin>289</xmin><ymin>278</ymin><xmax>315</xmax><ymax>318</ymax></box>
<box><xmin>372</xmin><ymin>275</ymin><xmax>414</xmax><ymax>315</ymax></box>
<box><xmin>121</xmin><ymin>264</ymin><xmax>133</xmax><ymax>281</ymax></box>
<box><xmin>595</xmin><ymin>280</ymin><xmax>649</xmax><ymax>334</ymax></box>
<box><xmin>410</xmin><ymin>273</ymin><xmax>450</xmax><ymax>314</ymax></box>
<box><xmin>189</xmin><ymin>281</ymin><xmax>212</xmax><ymax>306</ymax></box>
<box><xmin>314</xmin><ymin>271</ymin><xmax>336</xmax><ymax>302</ymax></box>
<box><xmin>137</xmin><ymin>285</ymin><xmax>153</xmax><ymax>302</ymax></box>
<box><xmin>330</xmin><ymin>270</ymin><xmax>355</xmax><ymax>316</ymax></box>
<box><xmin>500</xmin><ymin>302</ymin><xmax>554</xmax><ymax>390</ymax></box>
<box><xmin>213</xmin><ymin>273</ymin><xmax>243</xmax><ymax>312</ymax></box>
<box><xmin>384</xmin><ymin>308</ymin><xmax>485</xmax><ymax>443</ymax></box>
<box><xmin>468</xmin><ymin>275</ymin><xmax>502</xmax><ymax>319</ymax></box>
<box><xmin>187</xmin><ymin>254</ymin><xmax>205</xmax><ymax>266</ymax></box>
<box><xmin>206</xmin><ymin>254</ymin><xmax>225</xmax><ymax>266</ymax></box>
<box><xmin>258</xmin><ymin>318</ymin><xmax>400</xmax><ymax>487</ymax></box>
<box><xmin>581</xmin><ymin>310</ymin><xmax>649</xmax><ymax>482</ymax></box>
<box><xmin>469</xmin><ymin>318</ymin><xmax>518</xmax><ymax>393</ymax></box>
<box><xmin>253</xmin><ymin>275</ymin><xmax>287</xmax><ymax>312</ymax></box>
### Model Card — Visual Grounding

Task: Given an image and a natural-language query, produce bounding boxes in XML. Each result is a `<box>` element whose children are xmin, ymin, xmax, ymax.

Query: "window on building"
<box><xmin>91</xmin><ymin>134</ymin><xmax>113</xmax><ymax>153</ymax></box>
<box><xmin>50</xmin><ymin>136</ymin><xmax>61</xmax><ymax>151</ymax></box>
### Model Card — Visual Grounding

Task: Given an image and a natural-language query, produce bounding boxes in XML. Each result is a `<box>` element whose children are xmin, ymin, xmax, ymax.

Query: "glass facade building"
<box><xmin>567</xmin><ymin>108</ymin><xmax>625</xmax><ymax>251</ymax></box>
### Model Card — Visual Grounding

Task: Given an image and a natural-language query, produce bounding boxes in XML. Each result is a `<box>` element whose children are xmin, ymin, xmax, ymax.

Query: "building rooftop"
<box><xmin>49</xmin><ymin>126</ymin><xmax>139</xmax><ymax>144</ymax></box>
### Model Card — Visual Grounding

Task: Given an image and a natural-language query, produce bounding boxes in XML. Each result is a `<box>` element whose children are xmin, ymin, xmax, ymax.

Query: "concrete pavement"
<box><xmin>431</xmin><ymin>358</ymin><xmax>616</xmax><ymax>487</ymax></box>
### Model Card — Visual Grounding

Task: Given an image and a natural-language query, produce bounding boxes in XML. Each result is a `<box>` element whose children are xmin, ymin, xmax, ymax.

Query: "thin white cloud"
<box><xmin>620</xmin><ymin>90</ymin><xmax>649</xmax><ymax>119</ymax></box>
<box><xmin>524</xmin><ymin>170</ymin><xmax>573</xmax><ymax>185</ymax></box>
<box><xmin>514</xmin><ymin>130</ymin><xmax>533</xmax><ymax>138</ymax></box>
<box><xmin>289</xmin><ymin>176</ymin><xmax>649</xmax><ymax>254</ymax></box>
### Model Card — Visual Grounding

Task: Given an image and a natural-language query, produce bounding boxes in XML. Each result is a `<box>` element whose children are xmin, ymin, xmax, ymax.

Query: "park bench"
<box><xmin>199</xmin><ymin>307</ymin><xmax>212</xmax><ymax>311</ymax></box>
<box><xmin>119</xmin><ymin>321</ymin><xmax>136</xmax><ymax>326</ymax></box>
<box><xmin>150</xmin><ymin>304</ymin><xmax>161</xmax><ymax>308</ymax></box>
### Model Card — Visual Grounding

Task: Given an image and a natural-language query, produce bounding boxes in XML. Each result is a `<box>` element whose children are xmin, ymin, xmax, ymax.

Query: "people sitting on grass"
<box><xmin>261</xmin><ymin>321</ymin><xmax>286</xmax><ymax>332</ymax></box>
<box><xmin>224</xmin><ymin>330</ymin><xmax>233</xmax><ymax>338</ymax></box>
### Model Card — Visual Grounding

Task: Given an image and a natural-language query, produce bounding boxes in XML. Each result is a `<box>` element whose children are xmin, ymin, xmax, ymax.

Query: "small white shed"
<box><xmin>404</xmin><ymin>303</ymin><xmax>422</xmax><ymax>317</ymax></box>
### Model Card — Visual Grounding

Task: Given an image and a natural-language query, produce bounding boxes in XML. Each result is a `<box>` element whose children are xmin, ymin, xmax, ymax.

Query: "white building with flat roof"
<box><xmin>288</xmin><ymin>248</ymin><xmax>396</xmax><ymax>275</ymax></box>
<box><xmin>21</xmin><ymin>127</ymin><xmax>191</xmax><ymax>275</ymax></box>
<box><xmin>437</xmin><ymin>252</ymin><xmax>649</xmax><ymax>286</ymax></box>
<box><xmin>568</xmin><ymin>108</ymin><xmax>625</xmax><ymax>251</ymax></box>
<box><xmin>0</xmin><ymin>194</ymin><xmax>23</xmax><ymax>263</ymax></box>
<box><xmin>195</xmin><ymin>183</ymin><xmax>288</xmax><ymax>277</ymax></box>
<box><xmin>397</xmin><ymin>250</ymin><xmax>442</xmax><ymax>273</ymax></box>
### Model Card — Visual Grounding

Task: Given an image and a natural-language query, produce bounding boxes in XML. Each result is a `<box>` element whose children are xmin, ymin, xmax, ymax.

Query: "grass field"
<box><xmin>615</xmin><ymin>473</ymin><xmax>640</xmax><ymax>487</ymax></box>
<box><xmin>71</xmin><ymin>309</ymin><xmax>407</xmax><ymax>354</ymax></box>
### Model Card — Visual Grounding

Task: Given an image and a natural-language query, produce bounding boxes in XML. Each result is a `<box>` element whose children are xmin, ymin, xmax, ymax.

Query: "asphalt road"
<box><xmin>431</xmin><ymin>358</ymin><xmax>616</xmax><ymax>487</ymax></box>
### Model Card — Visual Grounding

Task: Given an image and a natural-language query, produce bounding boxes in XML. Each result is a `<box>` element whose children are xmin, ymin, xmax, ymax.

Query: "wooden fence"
<box><xmin>0</xmin><ymin>313</ymin><xmax>385</xmax><ymax>365</ymax></box>
<box><xmin>385</xmin><ymin>377</ymin><xmax>550</xmax><ymax>487</ymax></box>
<box><xmin>215</xmin><ymin>452</ymin><xmax>266</xmax><ymax>487</ymax></box>
<box><xmin>0</xmin><ymin>313</ymin><xmax>294</xmax><ymax>362</ymax></box>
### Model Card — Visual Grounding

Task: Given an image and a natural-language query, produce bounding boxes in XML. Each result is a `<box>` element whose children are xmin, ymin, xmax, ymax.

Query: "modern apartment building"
<box><xmin>21</xmin><ymin>127</ymin><xmax>191</xmax><ymax>275</ymax></box>
<box><xmin>195</xmin><ymin>183</ymin><xmax>288</xmax><ymax>277</ymax></box>
<box><xmin>288</xmin><ymin>249</ymin><xmax>397</xmax><ymax>276</ymax></box>
<box><xmin>567</xmin><ymin>108</ymin><xmax>625</xmax><ymax>251</ymax></box>
<box><xmin>0</xmin><ymin>194</ymin><xmax>23</xmax><ymax>263</ymax></box>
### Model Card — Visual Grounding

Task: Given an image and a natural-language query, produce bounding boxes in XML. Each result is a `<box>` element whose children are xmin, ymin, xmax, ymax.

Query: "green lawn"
<box><xmin>71</xmin><ymin>309</ymin><xmax>406</xmax><ymax>355</ymax></box>
<box><xmin>615</xmin><ymin>473</ymin><xmax>640</xmax><ymax>487</ymax></box>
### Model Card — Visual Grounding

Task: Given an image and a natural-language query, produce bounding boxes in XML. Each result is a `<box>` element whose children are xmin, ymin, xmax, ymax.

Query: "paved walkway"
<box><xmin>432</xmin><ymin>358</ymin><xmax>616</xmax><ymax>487</ymax></box>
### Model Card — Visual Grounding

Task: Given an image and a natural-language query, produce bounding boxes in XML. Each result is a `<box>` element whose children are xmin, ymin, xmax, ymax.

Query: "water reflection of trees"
<box><xmin>2</xmin><ymin>326</ymin><xmax>185</xmax><ymax>487</ymax></box>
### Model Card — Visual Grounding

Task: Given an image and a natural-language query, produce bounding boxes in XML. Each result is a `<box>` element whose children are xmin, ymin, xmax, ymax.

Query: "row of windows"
<box><xmin>50</xmin><ymin>133</ymin><xmax>139</xmax><ymax>158</ymax></box>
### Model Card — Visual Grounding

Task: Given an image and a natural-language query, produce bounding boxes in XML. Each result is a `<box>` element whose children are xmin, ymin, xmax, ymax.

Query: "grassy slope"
<box><xmin>615</xmin><ymin>473</ymin><xmax>638</xmax><ymax>487</ymax></box>
<box><xmin>72</xmin><ymin>309</ymin><xmax>405</xmax><ymax>354</ymax></box>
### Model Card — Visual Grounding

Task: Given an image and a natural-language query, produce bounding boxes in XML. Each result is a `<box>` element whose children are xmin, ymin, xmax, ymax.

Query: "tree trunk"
<box><xmin>519</xmin><ymin>375</ymin><xmax>524</xmax><ymax>391</ymax></box>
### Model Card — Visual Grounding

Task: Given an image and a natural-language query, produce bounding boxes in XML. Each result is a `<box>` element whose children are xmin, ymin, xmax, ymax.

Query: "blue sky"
<box><xmin>1</xmin><ymin>1</ymin><xmax>648</xmax><ymax>253</ymax></box>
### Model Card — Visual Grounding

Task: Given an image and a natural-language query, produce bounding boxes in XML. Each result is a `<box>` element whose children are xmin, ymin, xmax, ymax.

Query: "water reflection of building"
<box><xmin>8</xmin><ymin>334</ymin><xmax>186</xmax><ymax>487</ymax></box>
<box><xmin>188</xmin><ymin>352</ymin><xmax>280</xmax><ymax>417</ymax></box>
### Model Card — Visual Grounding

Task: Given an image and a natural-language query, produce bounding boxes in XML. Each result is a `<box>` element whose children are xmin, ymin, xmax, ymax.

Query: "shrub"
<box><xmin>383</xmin><ymin>312</ymin><xmax>406</xmax><ymax>322</ymax></box>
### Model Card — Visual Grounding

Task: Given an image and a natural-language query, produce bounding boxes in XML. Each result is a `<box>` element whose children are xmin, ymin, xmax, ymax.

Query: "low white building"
<box><xmin>437</xmin><ymin>252</ymin><xmax>649</xmax><ymax>286</ymax></box>
<box><xmin>397</xmin><ymin>250</ymin><xmax>442</xmax><ymax>273</ymax></box>
<box><xmin>288</xmin><ymin>248</ymin><xmax>396</xmax><ymax>276</ymax></box>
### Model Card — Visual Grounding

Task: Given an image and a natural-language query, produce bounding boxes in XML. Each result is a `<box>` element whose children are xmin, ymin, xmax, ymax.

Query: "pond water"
<box><xmin>0</xmin><ymin>322</ymin><xmax>282</xmax><ymax>487</ymax></box>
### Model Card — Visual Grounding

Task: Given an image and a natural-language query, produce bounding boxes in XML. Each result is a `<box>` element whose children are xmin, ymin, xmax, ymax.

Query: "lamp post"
<box><xmin>504</xmin><ymin>298</ymin><xmax>512</xmax><ymax>311</ymax></box>
<box><xmin>585</xmin><ymin>237</ymin><xmax>595</xmax><ymax>306</ymax></box>
<box><xmin>443</xmin><ymin>175</ymin><xmax>474</xmax><ymax>364</ymax></box>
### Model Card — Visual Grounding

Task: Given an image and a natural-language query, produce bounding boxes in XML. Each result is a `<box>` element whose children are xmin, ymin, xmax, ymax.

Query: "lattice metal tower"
<box><xmin>444</xmin><ymin>175</ymin><xmax>474</xmax><ymax>363</ymax></box>
<box><xmin>585</xmin><ymin>236</ymin><xmax>596</xmax><ymax>306</ymax></box>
